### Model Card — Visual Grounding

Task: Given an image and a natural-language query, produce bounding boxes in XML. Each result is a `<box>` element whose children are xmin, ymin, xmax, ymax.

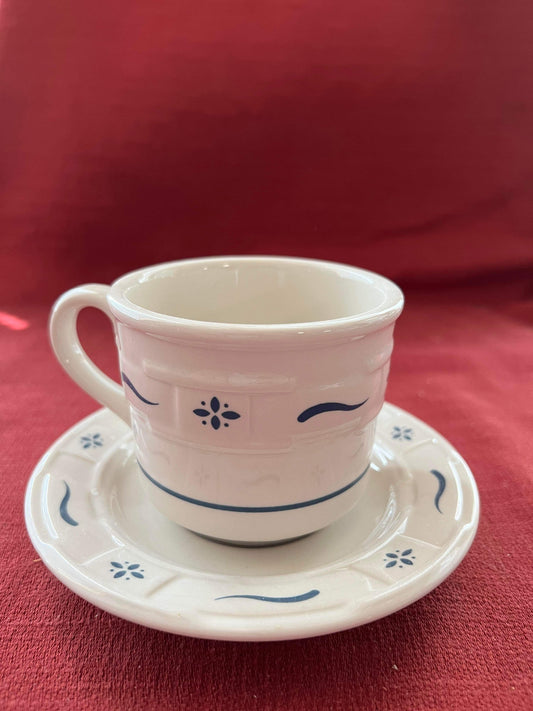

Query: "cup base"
<box><xmin>193</xmin><ymin>530</ymin><xmax>314</xmax><ymax>548</ymax></box>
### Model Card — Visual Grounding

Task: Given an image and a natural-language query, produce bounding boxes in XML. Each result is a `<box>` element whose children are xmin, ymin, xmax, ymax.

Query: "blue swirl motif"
<box><xmin>59</xmin><ymin>481</ymin><xmax>78</xmax><ymax>526</ymax></box>
<box><xmin>121</xmin><ymin>372</ymin><xmax>159</xmax><ymax>405</ymax></box>
<box><xmin>430</xmin><ymin>469</ymin><xmax>446</xmax><ymax>513</ymax></box>
<box><xmin>215</xmin><ymin>590</ymin><xmax>320</xmax><ymax>603</ymax></box>
<box><xmin>297</xmin><ymin>399</ymin><xmax>368</xmax><ymax>423</ymax></box>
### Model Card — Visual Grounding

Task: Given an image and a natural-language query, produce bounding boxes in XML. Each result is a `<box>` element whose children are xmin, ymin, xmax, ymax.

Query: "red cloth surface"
<box><xmin>1</xmin><ymin>1</ymin><xmax>532</xmax><ymax>709</ymax></box>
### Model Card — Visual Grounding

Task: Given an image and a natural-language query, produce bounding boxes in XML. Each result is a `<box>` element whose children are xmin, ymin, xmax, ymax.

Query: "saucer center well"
<box><xmin>97</xmin><ymin>447</ymin><xmax>413</xmax><ymax>578</ymax></box>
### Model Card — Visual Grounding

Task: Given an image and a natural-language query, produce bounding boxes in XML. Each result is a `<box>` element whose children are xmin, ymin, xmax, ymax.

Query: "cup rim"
<box><xmin>107</xmin><ymin>256</ymin><xmax>404</xmax><ymax>344</ymax></box>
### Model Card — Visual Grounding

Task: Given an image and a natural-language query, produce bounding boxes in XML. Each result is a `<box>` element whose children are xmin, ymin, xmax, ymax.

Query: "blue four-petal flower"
<box><xmin>194</xmin><ymin>397</ymin><xmax>241</xmax><ymax>430</ymax></box>
<box><xmin>383</xmin><ymin>549</ymin><xmax>416</xmax><ymax>568</ymax></box>
<box><xmin>109</xmin><ymin>561</ymin><xmax>145</xmax><ymax>580</ymax></box>
<box><xmin>80</xmin><ymin>433</ymin><xmax>103</xmax><ymax>449</ymax></box>
<box><xmin>391</xmin><ymin>426</ymin><xmax>414</xmax><ymax>441</ymax></box>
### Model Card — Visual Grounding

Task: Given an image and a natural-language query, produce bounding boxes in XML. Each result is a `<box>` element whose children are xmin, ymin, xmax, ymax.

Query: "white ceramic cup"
<box><xmin>49</xmin><ymin>256</ymin><xmax>403</xmax><ymax>544</ymax></box>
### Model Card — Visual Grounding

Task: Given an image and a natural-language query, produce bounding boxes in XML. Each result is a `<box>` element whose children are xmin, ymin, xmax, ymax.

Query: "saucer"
<box><xmin>25</xmin><ymin>403</ymin><xmax>479</xmax><ymax>641</ymax></box>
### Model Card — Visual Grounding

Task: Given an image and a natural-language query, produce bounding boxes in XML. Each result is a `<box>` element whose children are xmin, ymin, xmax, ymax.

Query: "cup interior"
<box><xmin>120</xmin><ymin>258</ymin><xmax>399</xmax><ymax>326</ymax></box>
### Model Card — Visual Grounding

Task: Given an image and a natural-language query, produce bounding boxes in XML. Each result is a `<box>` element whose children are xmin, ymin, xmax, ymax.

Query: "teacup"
<box><xmin>49</xmin><ymin>256</ymin><xmax>403</xmax><ymax>544</ymax></box>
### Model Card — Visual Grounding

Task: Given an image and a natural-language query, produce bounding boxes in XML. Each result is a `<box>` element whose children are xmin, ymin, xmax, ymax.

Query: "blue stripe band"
<box><xmin>138</xmin><ymin>461</ymin><xmax>369</xmax><ymax>513</ymax></box>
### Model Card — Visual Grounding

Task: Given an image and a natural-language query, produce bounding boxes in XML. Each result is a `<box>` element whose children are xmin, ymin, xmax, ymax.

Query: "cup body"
<box><xmin>106</xmin><ymin>257</ymin><xmax>403</xmax><ymax>543</ymax></box>
<box><xmin>50</xmin><ymin>256</ymin><xmax>403</xmax><ymax>544</ymax></box>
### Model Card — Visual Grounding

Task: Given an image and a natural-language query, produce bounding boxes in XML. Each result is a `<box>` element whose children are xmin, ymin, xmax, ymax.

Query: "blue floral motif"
<box><xmin>384</xmin><ymin>549</ymin><xmax>416</xmax><ymax>569</ymax></box>
<box><xmin>391</xmin><ymin>426</ymin><xmax>414</xmax><ymax>442</ymax></box>
<box><xmin>109</xmin><ymin>561</ymin><xmax>145</xmax><ymax>580</ymax></box>
<box><xmin>194</xmin><ymin>397</ymin><xmax>241</xmax><ymax>430</ymax></box>
<box><xmin>81</xmin><ymin>433</ymin><xmax>103</xmax><ymax>449</ymax></box>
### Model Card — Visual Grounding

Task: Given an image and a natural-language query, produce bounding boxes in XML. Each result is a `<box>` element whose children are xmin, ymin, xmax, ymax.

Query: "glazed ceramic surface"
<box><xmin>25</xmin><ymin>403</ymin><xmax>479</xmax><ymax>641</ymax></box>
<box><xmin>49</xmin><ymin>257</ymin><xmax>404</xmax><ymax>542</ymax></box>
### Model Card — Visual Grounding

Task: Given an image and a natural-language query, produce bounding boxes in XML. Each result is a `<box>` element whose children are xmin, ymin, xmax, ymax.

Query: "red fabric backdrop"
<box><xmin>1</xmin><ymin>1</ymin><xmax>532</xmax><ymax>709</ymax></box>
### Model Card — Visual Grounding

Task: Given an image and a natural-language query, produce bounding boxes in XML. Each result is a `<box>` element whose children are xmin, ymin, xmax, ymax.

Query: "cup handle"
<box><xmin>49</xmin><ymin>284</ymin><xmax>130</xmax><ymax>424</ymax></box>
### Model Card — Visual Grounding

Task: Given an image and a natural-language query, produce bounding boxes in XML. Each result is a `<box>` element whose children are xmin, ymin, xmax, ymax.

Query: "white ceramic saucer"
<box><xmin>25</xmin><ymin>403</ymin><xmax>479</xmax><ymax>642</ymax></box>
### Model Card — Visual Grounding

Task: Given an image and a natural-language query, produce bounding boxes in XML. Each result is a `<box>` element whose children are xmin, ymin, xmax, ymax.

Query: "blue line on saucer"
<box><xmin>138</xmin><ymin>462</ymin><xmax>369</xmax><ymax>513</ymax></box>
<box><xmin>297</xmin><ymin>399</ymin><xmax>368</xmax><ymax>423</ymax></box>
<box><xmin>215</xmin><ymin>590</ymin><xmax>320</xmax><ymax>603</ymax></box>
<box><xmin>430</xmin><ymin>469</ymin><xmax>446</xmax><ymax>513</ymax></box>
<box><xmin>59</xmin><ymin>481</ymin><xmax>78</xmax><ymax>526</ymax></box>
<box><xmin>121</xmin><ymin>372</ymin><xmax>159</xmax><ymax>405</ymax></box>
